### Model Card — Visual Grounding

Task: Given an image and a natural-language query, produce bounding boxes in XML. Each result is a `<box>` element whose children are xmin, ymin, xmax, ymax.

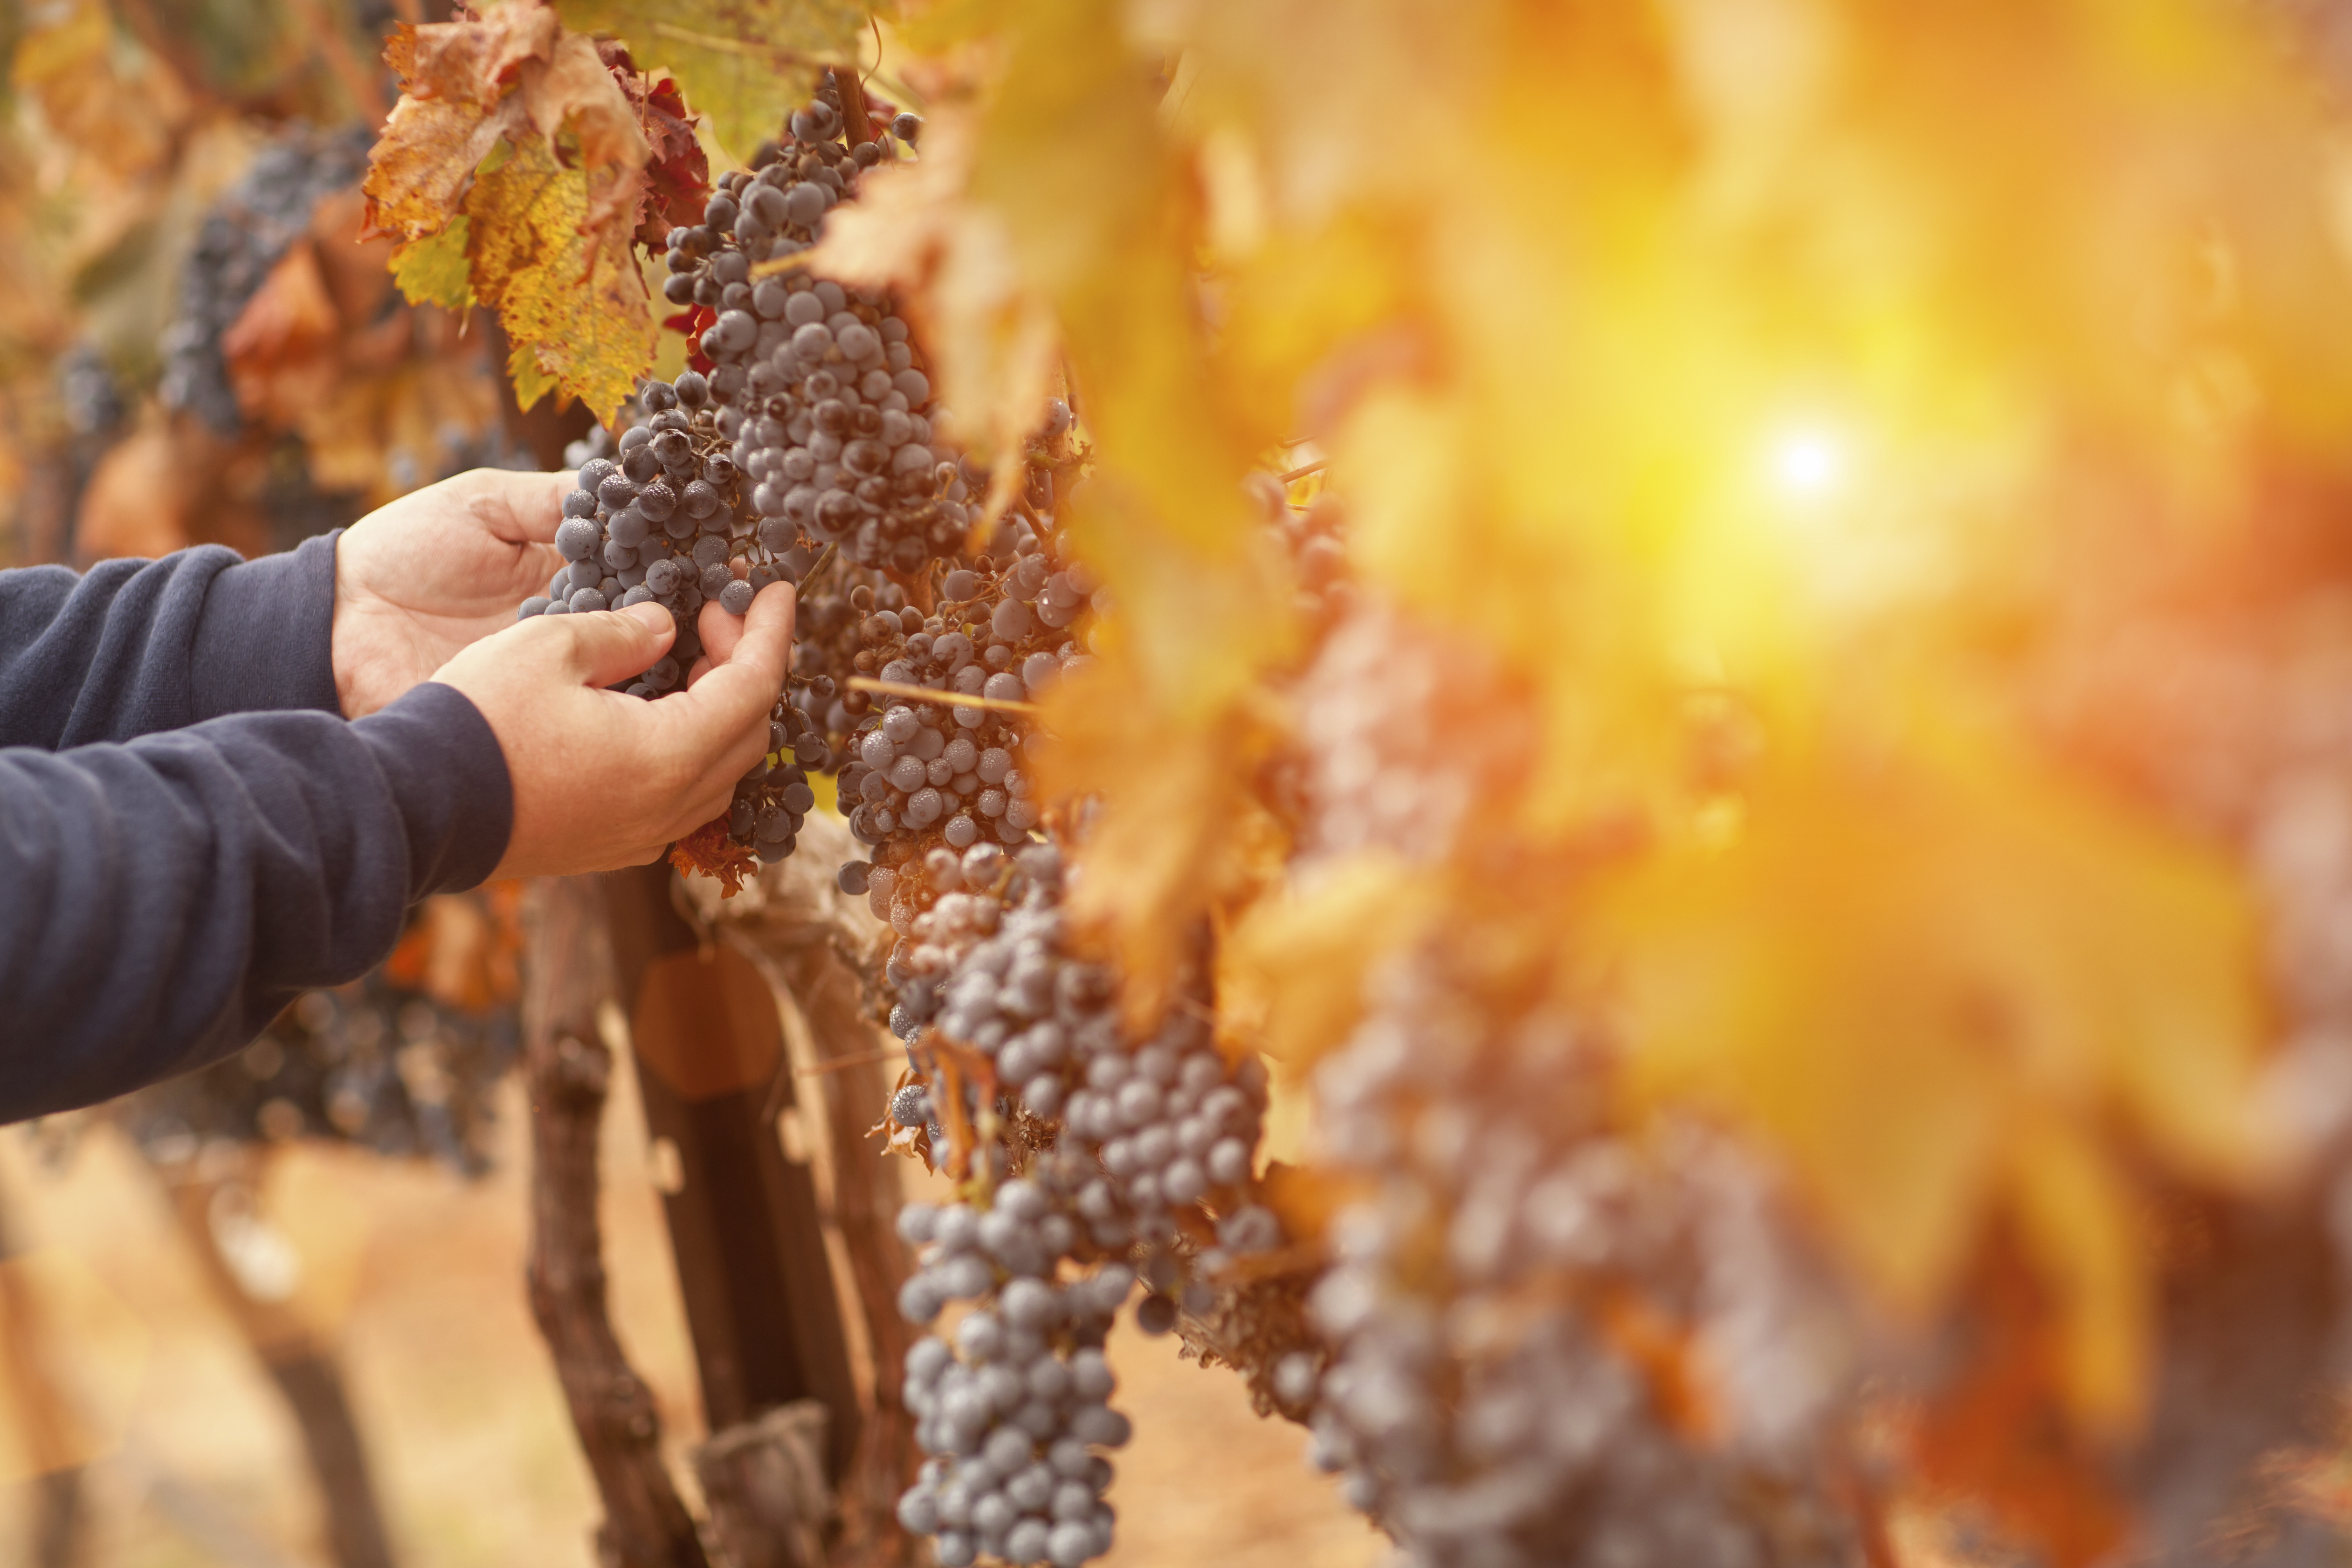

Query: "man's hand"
<box><xmin>430</xmin><ymin>582</ymin><xmax>796</xmax><ymax>877</ymax></box>
<box><xmin>333</xmin><ymin>468</ymin><xmax>570</xmax><ymax>718</ymax></box>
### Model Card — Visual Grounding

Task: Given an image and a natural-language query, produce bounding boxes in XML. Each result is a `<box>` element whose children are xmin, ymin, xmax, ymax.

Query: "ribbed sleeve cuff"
<box><xmin>188</xmin><ymin>530</ymin><xmax>343</xmax><ymax>722</ymax></box>
<box><xmin>350</xmin><ymin>681</ymin><xmax>514</xmax><ymax>898</ymax></box>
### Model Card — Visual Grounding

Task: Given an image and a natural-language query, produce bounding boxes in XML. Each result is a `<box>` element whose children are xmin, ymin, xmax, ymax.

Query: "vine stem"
<box><xmin>521</xmin><ymin>877</ymin><xmax>710</xmax><ymax>1568</ymax></box>
<box><xmin>847</xmin><ymin>675</ymin><xmax>1042</xmax><ymax>715</ymax></box>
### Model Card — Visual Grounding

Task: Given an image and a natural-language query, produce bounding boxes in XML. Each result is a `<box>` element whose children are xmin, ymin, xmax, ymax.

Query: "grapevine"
<box><xmin>515</xmin><ymin>69</ymin><xmax>1286</xmax><ymax>1566</ymax></box>
<box><xmin>324</xmin><ymin>0</ymin><xmax>2352</xmax><ymax>1565</ymax></box>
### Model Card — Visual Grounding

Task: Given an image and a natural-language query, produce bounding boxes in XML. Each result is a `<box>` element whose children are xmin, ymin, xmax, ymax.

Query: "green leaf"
<box><xmin>554</xmin><ymin>0</ymin><xmax>869</xmax><ymax>164</ymax></box>
<box><xmin>389</xmin><ymin>221</ymin><xmax>476</xmax><ymax>310</ymax></box>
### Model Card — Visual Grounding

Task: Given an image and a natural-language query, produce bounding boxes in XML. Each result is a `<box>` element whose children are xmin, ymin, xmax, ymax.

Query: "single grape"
<box><xmin>556</xmin><ymin>518</ymin><xmax>600</xmax><ymax>561</ymax></box>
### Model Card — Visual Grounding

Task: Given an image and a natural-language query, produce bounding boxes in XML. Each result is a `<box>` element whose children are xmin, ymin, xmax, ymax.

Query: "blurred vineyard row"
<box><xmin>0</xmin><ymin>15</ymin><xmax>559</xmax><ymax>1558</ymax></box>
<box><xmin>0</xmin><ymin>0</ymin><xmax>553</xmax><ymax>578</ymax></box>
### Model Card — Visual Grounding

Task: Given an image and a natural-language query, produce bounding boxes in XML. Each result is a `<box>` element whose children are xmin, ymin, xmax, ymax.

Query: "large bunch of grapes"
<box><xmin>523</xmin><ymin>76</ymin><xmax>976</xmax><ymax>867</ymax></box>
<box><xmin>525</xmin><ymin>74</ymin><xmax>1297</xmax><ymax>1566</ymax></box>
<box><xmin>836</xmin><ymin>443</ymin><xmax>1306</xmax><ymax>1564</ymax></box>
<box><xmin>868</xmin><ymin>727</ymin><xmax>1283</xmax><ymax>1568</ymax></box>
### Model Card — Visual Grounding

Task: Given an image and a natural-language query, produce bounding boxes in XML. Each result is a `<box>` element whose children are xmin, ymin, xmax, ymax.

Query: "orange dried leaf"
<box><xmin>1903</xmin><ymin>1245</ymin><xmax>2134</xmax><ymax>1568</ymax></box>
<box><xmin>221</xmin><ymin>241</ymin><xmax>345</xmax><ymax>430</ymax></box>
<box><xmin>363</xmin><ymin>87</ymin><xmax>517</xmax><ymax>242</ymax></box>
<box><xmin>670</xmin><ymin>817</ymin><xmax>756</xmax><ymax>896</ymax></box>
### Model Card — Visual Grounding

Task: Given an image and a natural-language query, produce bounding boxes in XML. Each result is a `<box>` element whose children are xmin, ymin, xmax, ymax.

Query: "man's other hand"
<box><xmin>332</xmin><ymin>468</ymin><xmax>569</xmax><ymax>718</ymax></box>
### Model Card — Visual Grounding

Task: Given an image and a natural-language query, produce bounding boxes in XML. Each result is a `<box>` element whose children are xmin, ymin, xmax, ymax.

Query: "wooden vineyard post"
<box><xmin>599</xmin><ymin>862</ymin><xmax>864</xmax><ymax>1489</ymax></box>
<box><xmin>673</xmin><ymin>816</ymin><xmax>925</xmax><ymax>1564</ymax></box>
<box><xmin>521</xmin><ymin>875</ymin><xmax>710</xmax><ymax>1568</ymax></box>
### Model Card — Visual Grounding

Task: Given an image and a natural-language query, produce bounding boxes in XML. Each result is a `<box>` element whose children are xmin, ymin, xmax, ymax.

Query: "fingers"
<box><xmin>698</xmin><ymin>597</ymin><xmax>747</xmax><ymax>666</ymax></box>
<box><xmin>731</xmin><ymin>581</ymin><xmax>798</xmax><ymax>684</ymax></box>
<box><xmin>464</xmin><ymin>467</ymin><xmax>573</xmax><ymax>545</ymax></box>
<box><xmin>553</xmin><ymin>602</ymin><xmax>677</xmax><ymax>688</ymax></box>
<box><xmin>688</xmin><ymin>578</ymin><xmax>791</xmax><ymax>691</ymax></box>
<box><xmin>649</xmin><ymin>610</ymin><xmax>792</xmax><ymax>772</ymax></box>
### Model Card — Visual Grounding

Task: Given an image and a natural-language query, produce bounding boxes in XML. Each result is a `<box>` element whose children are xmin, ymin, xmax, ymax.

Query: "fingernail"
<box><xmin>622</xmin><ymin>601</ymin><xmax>674</xmax><ymax>633</ymax></box>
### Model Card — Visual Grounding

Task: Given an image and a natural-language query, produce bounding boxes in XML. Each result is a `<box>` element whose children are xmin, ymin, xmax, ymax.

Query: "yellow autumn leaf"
<box><xmin>1593</xmin><ymin>724</ymin><xmax>2268</xmax><ymax>1375</ymax></box>
<box><xmin>390</xmin><ymin>222</ymin><xmax>476</xmax><ymax>310</ymax></box>
<box><xmin>1220</xmin><ymin>852</ymin><xmax>1440</xmax><ymax>1070</ymax></box>
<box><xmin>465</xmin><ymin>134</ymin><xmax>657</xmax><ymax>420</ymax></box>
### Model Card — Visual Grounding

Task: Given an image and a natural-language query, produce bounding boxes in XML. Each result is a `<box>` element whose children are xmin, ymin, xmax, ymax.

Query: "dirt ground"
<box><xmin>0</xmin><ymin>1058</ymin><xmax>1383</xmax><ymax>1568</ymax></box>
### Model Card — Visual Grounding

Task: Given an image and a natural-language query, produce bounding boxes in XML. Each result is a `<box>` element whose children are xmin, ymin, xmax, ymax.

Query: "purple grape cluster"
<box><xmin>115</xmin><ymin>938</ymin><xmax>520</xmax><ymax>1176</ymax></box>
<box><xmin>658</xmin><ymin>81</ymin><xmax>972</xmax><ymax>575</ymax></box>
<box><xmin>159</xmin><ymin>124</ymin><xmax>372</xmax><ymax>433</ymax></box>
<box><xmin>511</xmin><ymin>76</ymin><xmax>965</xmax><ymax>867</ymax></box>
<box><xmin>879</xmin><ymin>845</ymin><xmax>1283</xmax><ymax>1566</ymax></box>
<box><xmin>1290</xmin><ymin>945</ymin><xmax>1861</xmax><ymax>1568</ymax></box>
<box><xmin>829</xmin><ymin>549</ymin><xmax>1094</xmax><ymax>858</ymax></box>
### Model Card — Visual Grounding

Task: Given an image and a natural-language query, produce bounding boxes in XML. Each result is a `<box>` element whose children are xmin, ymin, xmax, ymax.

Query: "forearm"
<box><xmin>0</xmin><ymin>533</ymin><xmax>342</xmax><ymax>748</ymax></box>
<box><xmin>0</xmin><ymin>681</ymin><xmax>511</xmax><ymax>1119</ymax></box>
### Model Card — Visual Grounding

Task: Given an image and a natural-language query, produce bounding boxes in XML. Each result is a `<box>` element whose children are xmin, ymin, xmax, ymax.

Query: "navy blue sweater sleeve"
<box><xmin>0</xmin><ymin>532</ymin><xmax>341</xmax><ymax>745</ymax></box>
<box><xmin>0</xmin><ymin>681</ymin><xmax>513</xmax><ymax>1120</ymax></box>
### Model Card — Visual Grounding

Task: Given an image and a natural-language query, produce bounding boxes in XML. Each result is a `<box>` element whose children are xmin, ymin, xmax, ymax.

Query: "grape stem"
<box><xmin>847</xmin><ymin>675</ymin><xmax>1042</xmax><ymax>715</ymax></box>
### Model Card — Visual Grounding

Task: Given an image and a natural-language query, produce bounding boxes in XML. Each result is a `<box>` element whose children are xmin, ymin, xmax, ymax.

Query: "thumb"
<box><xmin>659</xmin><ymin>581</ymin><xmax>795</xmax><ymax>741</ymax></box>
<box><xmin>552</xmin><ymin>602</ymin><xmax>676</xmax><ymax>688</ymax></box>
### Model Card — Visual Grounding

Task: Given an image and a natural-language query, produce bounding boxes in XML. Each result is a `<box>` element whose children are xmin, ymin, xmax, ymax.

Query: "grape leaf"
<box><xmin>553</xmin><ymin>0</ymin><xmax>866</xmax><ymax>164</ymax></box>
<box><xmin>463</xmin><ymin>133</ymin><xmax>657</xmax><ymax>418</ymax></box>
<box><xmin>670</xmin><ymin>816</ymin><xmax>756</xmax><ymax>896</ymax></box>
<box><xmin>1220</xmin><ymin>851</ymin><xmax>1437</xmax><ymax>1070</ymax></box>
<box><xmin>390</xmin><ymin>221</ymin><xmax>476</xmax><ymax>309</ymax></box>
<box><xmin>595</xmin><ymin>42</ymin><xmax>710</xmax><ymax>244</ymax></box>
<box><xmin>220</xmin><ymin>240</ymin><xmax>344</xmax><ymax>430</ymax></box>
<box><xmin>885</xmin><ymin>0</ymin><xmax>1298</xmax><ymax>1013</ymax></box>
<box><xmin>365</xmin><ymin>0</ymin><xmax>658</xmax><ymax>418</ymax></box>
<box><xmin>1593</xmin><ymin>736</ymin><xmax>2269</xmax><ymax>1431</ymax></box>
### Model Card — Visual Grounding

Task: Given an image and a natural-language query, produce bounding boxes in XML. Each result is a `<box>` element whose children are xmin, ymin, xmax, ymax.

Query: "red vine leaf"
<box><xmin>594</xmin><ymin>40</ymin><xmax>709</xmax><ymax>247</ymax></box>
